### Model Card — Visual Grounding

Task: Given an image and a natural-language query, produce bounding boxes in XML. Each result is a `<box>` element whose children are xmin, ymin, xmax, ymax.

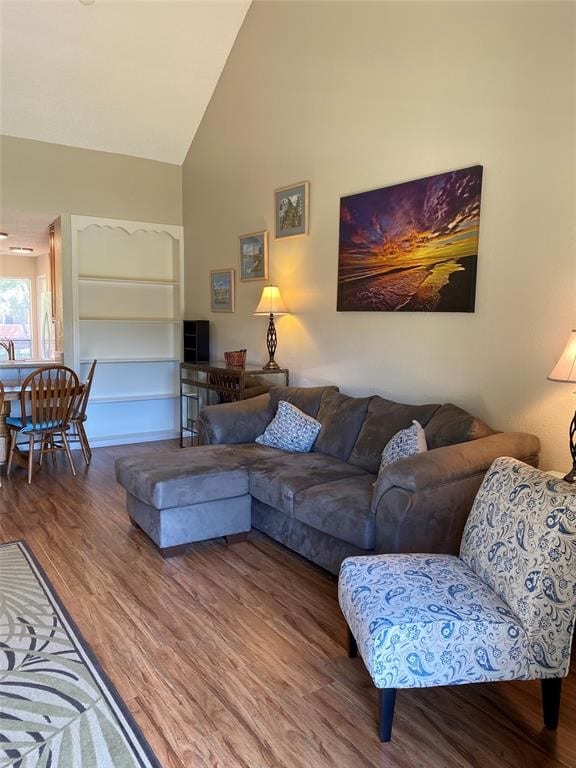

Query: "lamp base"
<box><xmin>263</xmin><ymin>313</ymin><xmax>280</xmax><ymax>372</ymax></box>
<box><xmin>565</xmin><ymin>409</ymin><xmax>576</xmax><ymax>483</ymax></box>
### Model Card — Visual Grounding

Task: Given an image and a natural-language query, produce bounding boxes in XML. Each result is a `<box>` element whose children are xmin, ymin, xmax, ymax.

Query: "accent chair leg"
<box><xmin>542</xmin><ymin>678</ymin><xmax>562</xmax><ymax>730</ymax></box>
<box><xmin>347</xmin><ymin>627</ymin><xmax>358</xmax><ymax>658</ymax></box>
<box><xmin>378</xmin><ymin>688</ymin><xmax>397</xmax><ymax>742</ymax></box>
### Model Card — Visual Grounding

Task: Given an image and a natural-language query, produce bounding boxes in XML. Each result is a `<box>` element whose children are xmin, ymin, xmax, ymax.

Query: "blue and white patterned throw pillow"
<box><xmin>379</xmin><ymin>419</ymin><xmax>427</xmax><ymax>470</ymax></box>
<box><xmin>255</xmin><ymin>400</ymin><xmax>321</xmax><ymax>452</ymax></box>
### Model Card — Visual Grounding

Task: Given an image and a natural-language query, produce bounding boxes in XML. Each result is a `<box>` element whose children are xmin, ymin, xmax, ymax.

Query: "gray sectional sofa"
<box><xmin>115</xmin><ymin>385</ymin><xmax>540</xmax><ymax>574</ymax></box>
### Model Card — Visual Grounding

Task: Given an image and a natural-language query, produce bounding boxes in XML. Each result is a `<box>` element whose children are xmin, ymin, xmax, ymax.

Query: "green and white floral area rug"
<box><xmin>0</xmin><ymin>541</ymin><xmax>161</xmax><ymax>768</ymax></box>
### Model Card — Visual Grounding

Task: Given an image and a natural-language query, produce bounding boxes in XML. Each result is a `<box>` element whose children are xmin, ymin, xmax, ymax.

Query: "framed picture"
<box><xmin>337</xmin><ymin>165</ymin><xmax>483</xmax><ymax>312</ymax></box>
<box><xmin>274</xmin><ymin>181</ymin><xmax>309</xmax><ymax>239</ymax></box>
<box><xmin>210</xmin><ymin>269</ymin><xmax>235</xmax><ymax>313</ymax></box>
<box><xmin>239</xmin><ymin>230</ymin><xmax>268</xmax><ymax>281</ymax></box>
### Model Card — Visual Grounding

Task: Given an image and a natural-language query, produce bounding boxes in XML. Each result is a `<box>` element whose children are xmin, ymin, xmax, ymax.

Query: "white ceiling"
<box><xmin>0</xmin><ymin>210</ymin><xmax>56</xmax><ymax>257</ymax></box>
<box><xmin>0</xmin><ymin>0</ymin><xmax>251</xmax><ymax>165</ymax></box>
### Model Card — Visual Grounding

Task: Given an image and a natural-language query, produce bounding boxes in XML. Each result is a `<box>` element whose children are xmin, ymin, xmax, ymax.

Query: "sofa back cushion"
<box><xmin>424</xmin><ymin>403</ymin><xmax>493</xmax><ymax>449</ymax></box>
<box><xmin>269</xmin><ymin>385</ymin><xmax>339</xmax><ymax>419</ymax></box>
<box><xmin>313</xmin><ymin>390</ymin><xmax>372</xmax><ymax>462</ymax></box>
<box><xmin>348</xmin><ymin>396</ymin><xmax>440</xmax><ymax>474</ymax></box>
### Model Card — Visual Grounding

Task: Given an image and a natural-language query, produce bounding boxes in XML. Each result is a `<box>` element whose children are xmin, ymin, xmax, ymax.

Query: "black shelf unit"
<box><xmin>183</xmin><ymin>320</ymin><xmax>210</xmax><ymax>363</ymax></box>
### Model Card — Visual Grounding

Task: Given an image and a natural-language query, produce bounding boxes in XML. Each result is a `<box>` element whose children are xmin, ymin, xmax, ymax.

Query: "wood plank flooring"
<box><xmin>1</xmin><ymin>441</ymin><xmax>575</xmax><ymax>768</ymax></box>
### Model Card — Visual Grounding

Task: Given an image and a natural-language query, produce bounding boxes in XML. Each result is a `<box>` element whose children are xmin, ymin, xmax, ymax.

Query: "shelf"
<box><xmin>72</xmin><ymin>216</ymin><xmax>185</xmax><ymax>447</ymax></box>
<box><xmin>80</xmin><ymin>357</ymin><xmax>180</xmax><ymax>364</ymax></box>
<box><xmin>182</xmin><ymin>320</ymin><xmax>210</xmax><ymax>364</ymax></box>
<box><xmin>91</xmin><ymin>392</ymin><xmax>179</xmax><ymax>404</ymax></box>
<box><xmin>79</xmin><ymin>317</ymin><xmax>179</xmax><ymax>324</ymax></box>
<box><xmin>78</xmin><ymin>275</ymin><xmax>178</xmax><ymax>285</ymax></box>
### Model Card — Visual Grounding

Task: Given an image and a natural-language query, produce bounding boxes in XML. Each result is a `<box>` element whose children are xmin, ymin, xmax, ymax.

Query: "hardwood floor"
<box><xmin>1</xmin><ymin>441</ymin><xmax>575</xmax><ymax>768</ymax></box>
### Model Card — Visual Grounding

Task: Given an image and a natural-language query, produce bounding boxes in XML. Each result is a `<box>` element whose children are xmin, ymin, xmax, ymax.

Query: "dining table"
<box><xmin>0</xmin><ymin>385</ymin><xmax>21</xmax><ymax>465</ymax></box>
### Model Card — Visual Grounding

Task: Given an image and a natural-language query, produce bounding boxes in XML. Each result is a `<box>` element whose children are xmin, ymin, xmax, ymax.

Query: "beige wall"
<box><xmin>1</xmin><ymin>135</ymin><xmax>182</xmax><ymax>224</ymax></box>
<box><xmin>182</xmin><ymin>0</ymin><xmax>576</xmax><ymax>471</ymax></box>
<box><xmin>1</xmin><ymin>135</ymin><xmax>183</xmax><ymax>362</ymax></box>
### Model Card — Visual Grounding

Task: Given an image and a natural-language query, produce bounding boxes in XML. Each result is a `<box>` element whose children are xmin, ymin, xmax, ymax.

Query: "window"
<box><xmin>0</xmin><ymin>278</ymin><xmax>33</xmax><ymax>359</ymax></box>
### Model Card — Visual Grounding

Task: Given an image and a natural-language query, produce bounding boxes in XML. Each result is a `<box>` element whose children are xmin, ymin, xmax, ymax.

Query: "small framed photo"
<box><xmin>274</xmin><ymin>181</ymin><xmax>309</xmax><ymax>239</ymax></box>
<box><xmin>239</xmin><ymin>230</ymin><xmax>268</xmax><ymax>281</ymax></box>
<box><xmin>210</xmin><ymin>269</ymin><xmax>235</xmax><ymax>313</ymax></box>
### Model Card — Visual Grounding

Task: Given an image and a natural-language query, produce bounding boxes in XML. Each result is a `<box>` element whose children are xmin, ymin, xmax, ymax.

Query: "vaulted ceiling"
<box><xmin>0</xmin><ymin>0</ymin><xmax>251</xmax><ymax>165</ymax></box>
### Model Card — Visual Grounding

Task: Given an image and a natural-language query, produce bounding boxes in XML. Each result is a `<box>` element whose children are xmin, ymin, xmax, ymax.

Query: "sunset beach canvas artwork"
<box><xmin>337</xmin><ymin>166</ymin><xmax>483</xmax><ymax>312</ymax></box>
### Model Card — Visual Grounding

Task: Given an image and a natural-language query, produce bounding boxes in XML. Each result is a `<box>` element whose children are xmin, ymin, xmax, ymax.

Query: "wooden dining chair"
<box><xmin>68</xmin><ymin>359</ymin><xmax>97</xmax><ymax>465</ymax></box>
<box><xmin>6</xmin><ymin>365</ymin><xmax>79</xmax><ymax>484</ymax></box>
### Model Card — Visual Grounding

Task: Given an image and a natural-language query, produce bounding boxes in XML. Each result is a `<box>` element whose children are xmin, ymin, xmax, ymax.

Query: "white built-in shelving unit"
<box><xmin>70</xmin><ymin>216</ymin><xmax>184</xmax><ymax>446</ymax></box>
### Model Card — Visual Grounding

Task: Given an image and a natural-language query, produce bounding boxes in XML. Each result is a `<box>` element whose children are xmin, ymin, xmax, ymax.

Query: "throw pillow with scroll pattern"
<box><xmin>255</xmin><ymin>400</ymin><xmax>322</xmax><ymax>452</ymax></box>
<box><xmin>379</xmin><ymin>419</ymin><xmax>427</xmax><ymax>471</ymax></box>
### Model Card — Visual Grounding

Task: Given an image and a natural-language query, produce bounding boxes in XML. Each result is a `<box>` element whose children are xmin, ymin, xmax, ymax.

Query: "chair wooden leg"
<box><xmin>27</xmin><ymin>434</ymin><xmax>34</xmax><ymax>484</ymax></box>
<box><xmin>347</xmin><ymin>626</ymin><xmax>358</xmax><ymax>658</ymax></box>
<box><xmin>6</xmin><ymin>431</ymin><xmax>18</xmax><ymax>476</ymax></box>
<box><xmin>78</xmin><ymin>422</ymin><xmax>92</xmax><ymax>465</ymax></box>
<box><xmin>60</xmin><ymin>431</ymin><xmax>76</xmax><ymax>477</ymax></box>
<box><xmin>39</xmin><ymin>435</ymin><xmax>48</xmax><ymax>466</ymax></box>
<box><xmin>542</xmin><ymin>678</ymin><xmax>562</xmax><ymax>730</ymax></box>
<box><xmin>378</xmin><ymin>688</ymin><xmax>397</xmax><ymax>742</ymax></box>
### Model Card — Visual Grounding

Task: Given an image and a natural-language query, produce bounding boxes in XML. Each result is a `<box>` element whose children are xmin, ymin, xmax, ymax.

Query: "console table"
<box><xmin>180</xmin><ymin>361</ymin><xmax>289</xmax><ymax>446</ymax></box>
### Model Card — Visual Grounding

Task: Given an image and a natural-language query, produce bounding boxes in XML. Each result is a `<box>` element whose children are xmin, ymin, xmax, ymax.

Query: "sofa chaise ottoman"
<box><xmin>115</xmin><ymin>385</ymin><xmax>540</xmax><ymax>572</ymax></box>
<box><xmin>116</xmin><ymin>444</ymin><xmax>277</xmax><ymax>556</ymax></box>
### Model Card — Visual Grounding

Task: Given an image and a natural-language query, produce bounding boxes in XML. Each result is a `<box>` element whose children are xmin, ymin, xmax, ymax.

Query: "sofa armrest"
<box><xmin>372</xmin><ymin>432</ymin><xmax>540</xmax><ymax>555</ymax></box>
<box><xmin>197</xmin><ymin>393</ymin><xmax>273</xmax><ymax>445</ymax></box>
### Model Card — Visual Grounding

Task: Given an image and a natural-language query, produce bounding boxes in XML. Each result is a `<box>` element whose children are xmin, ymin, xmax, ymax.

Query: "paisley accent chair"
<box><xmin>338</xmin><ymin>457</ymin><xmax>576</xmax><ymax>742</ymax></box>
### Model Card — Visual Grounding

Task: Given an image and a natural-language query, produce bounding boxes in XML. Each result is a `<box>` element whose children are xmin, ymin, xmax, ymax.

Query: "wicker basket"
<box><xmin>224</xmin><ymin>349</ymin><xmax>247</xmax><ymax>368</ymax></box>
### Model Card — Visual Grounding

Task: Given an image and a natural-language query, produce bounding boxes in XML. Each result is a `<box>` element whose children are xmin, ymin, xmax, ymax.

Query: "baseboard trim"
<box><xmin>83</xmin><ymin>430</ymin><xmax>179</xmax><ymax>448</ymax></box>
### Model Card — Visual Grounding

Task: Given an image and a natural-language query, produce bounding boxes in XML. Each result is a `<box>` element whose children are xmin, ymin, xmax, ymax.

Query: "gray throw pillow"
<box><xmin>255</xmin><ymin>400</ymin><xmax>321</xmax><ymax>452</ymax></box>
<box><xmin>379</xmin><ymin>420</ymin><xmax>427</xmax><ymax>471</ymax></box>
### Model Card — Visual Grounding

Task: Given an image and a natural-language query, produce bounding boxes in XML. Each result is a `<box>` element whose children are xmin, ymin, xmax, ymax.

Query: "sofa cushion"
<box><xmin>116</xmin><ymin>444</ymin><xmax>284</xmax><ymax>510</ymax></box>
<box><xmin>348</xmin><ymin>396</ymin><xmax>441</xmax><ymax>474</ymax></box>
<box><xmin>425</xmin><ymin>403</ymin><xmax>494</xmax><ymax>449</ymax></box>
<box><xmin>294</xmin><ymin>474</ymin><xmax>377</xmax><ymax>550</ymax></box>
<box><xmin>313</xmin><ymin>390</ymin><xmax>371</xmax><ymax>461</ymax></box>
<box><xmin>255</xmin><ymin>401</ymin><xmax>321</xmax><ymax>452</ymax></box>
<box><xmin>269</xmin><ymin>385</ymin><xmax>339</xmax><ymax>419</ymax></box>
<box><xmin>249</xmin><ymin>452</ymin><xmax>367</xmax><ymax>517</ymax></box>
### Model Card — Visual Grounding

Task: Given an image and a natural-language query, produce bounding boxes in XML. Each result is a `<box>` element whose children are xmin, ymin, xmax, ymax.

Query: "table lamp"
<box><xmin>548</xmin><ymin>330</ymin><xmax>576</xmax><ymax>482</ymax></box>
<box><xmin>254</xmin><ymin>285</ymin><xmax>289</xmax><ymax>370</ymax></box>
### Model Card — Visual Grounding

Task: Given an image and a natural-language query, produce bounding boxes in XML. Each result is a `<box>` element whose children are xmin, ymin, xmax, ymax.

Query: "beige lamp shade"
<box><xmin>549</xmin><ymin>331</ymin><xmax>576</xmax><ymax>382</ymax></box>
<box><xmin>254</xmin><ymin>285</ymin><xmax>288</xmax><ymax>316</ymax></box>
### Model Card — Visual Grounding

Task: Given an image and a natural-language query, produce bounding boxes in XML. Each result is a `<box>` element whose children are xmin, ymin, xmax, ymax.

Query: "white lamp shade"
<box><xmin>254</xmin><ymin>285</ymin><xmax>288</xmax><ymax>315</ymax></box>
<box><xmin>549</xmin><ymin>330</ymin><xmax>576</xmax><ymax>382</ymax></box>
